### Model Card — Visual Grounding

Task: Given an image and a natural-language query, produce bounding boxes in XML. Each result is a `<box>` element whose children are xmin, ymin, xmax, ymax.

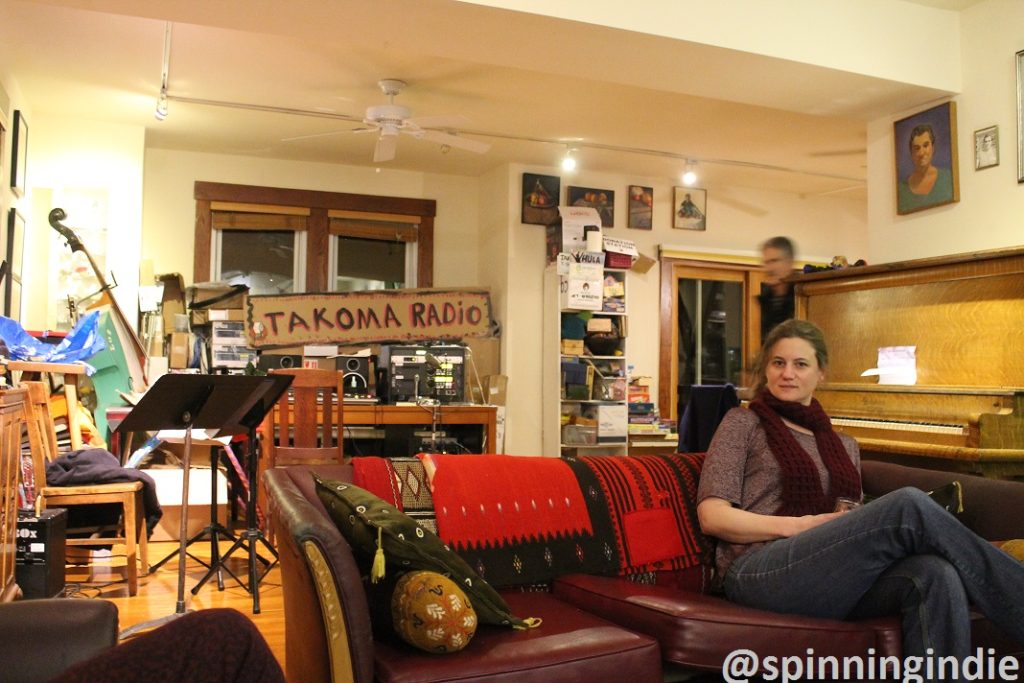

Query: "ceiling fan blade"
<box><xmin>374</xmin><ymin>133</ymin><xmax>398</xmax><ymax>162</ymax></box>
<box><xmin>416</xmin><ymin>129</ymin><xmax>491</xmax><ymax>154</ymax></box>
<box><xmin>406</xmin><ymin>114</ymin><xmax>470</xmax><ymax>130</ymax></box>
<box><xmin>281</xmin><ymin>129</ymin><xmax>348</xmax><ymax>143</ymax></box>
<box><xmin>808</xmin><ymin>148</ymin><xmax>866</xmax><ymax>158</ymax></box>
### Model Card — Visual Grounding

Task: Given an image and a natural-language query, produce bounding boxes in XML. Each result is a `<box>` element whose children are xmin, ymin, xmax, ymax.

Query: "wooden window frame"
<box><xmin>194</xmin><ymin>181</ymin><xmax>436</xmax><ymax>291</ymax></box>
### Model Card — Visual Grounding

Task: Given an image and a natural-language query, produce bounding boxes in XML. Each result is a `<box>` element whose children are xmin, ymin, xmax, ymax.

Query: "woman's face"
<box><xmin>765</xmin><ymin>337</ymin><xmax>824</xmax><ymax>406</ymax></box>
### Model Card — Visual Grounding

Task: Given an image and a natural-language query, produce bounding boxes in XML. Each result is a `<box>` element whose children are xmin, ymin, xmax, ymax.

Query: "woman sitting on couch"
<box><xmin>697</xmin><ymin>318</ymin><xmax>1024</xmax><ymax>664</ymax></box>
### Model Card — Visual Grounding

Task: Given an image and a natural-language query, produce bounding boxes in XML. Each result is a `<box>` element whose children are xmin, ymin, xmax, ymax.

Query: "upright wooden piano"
<box><xmin>794</xmin><ymin>247</ymin><xmax>1024</xmax><ymax>478</ymax></box>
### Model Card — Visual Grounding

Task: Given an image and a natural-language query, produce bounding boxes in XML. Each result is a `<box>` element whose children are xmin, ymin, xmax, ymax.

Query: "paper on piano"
<box><xmin>861</xmin><ymin>346</ymin><xmax>917</xmax><ymax>385</ymax></box>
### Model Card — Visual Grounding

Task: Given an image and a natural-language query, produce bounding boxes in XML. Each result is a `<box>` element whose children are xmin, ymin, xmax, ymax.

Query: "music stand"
<box><xmin>115</xmin><ymin>374</ymin><xmax>269</xmax><ymax>638</ymax></box>
<box><xmin>217</xmin><ymin>372</ymin><xmax>293</xmax><ymax>613</ymax></box>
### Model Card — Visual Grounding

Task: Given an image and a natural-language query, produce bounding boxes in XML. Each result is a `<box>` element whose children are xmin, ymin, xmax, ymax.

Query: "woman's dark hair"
<box><xmin>751</xmin><ymin>319</ymin><xmax>828</xmax><ymax>394</ymax></box>
<box><xmin>909</xmin><ymin>124</ymin><xmax>935</xmax><ymax>149</ymax></box>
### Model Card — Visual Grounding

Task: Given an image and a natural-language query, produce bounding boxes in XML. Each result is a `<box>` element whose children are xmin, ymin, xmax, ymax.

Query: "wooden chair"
<box><xmin>258</xmin><ymin>368</ymin><xmax>344</xmax><ymax>538</ymax></box>
<box><xmin>1</xmin><ymin>387</ymin><xmax>28</xmax><ymax>603</ymax></box>
<box><xmin>261</xmin><ymin>368</ymin><xmax>345</xmax><ymax>468</ymax></box>
<box><xmin>22</xmin><ymin>382</ymin><xmax>148</xmax><ymax>596</ymax></box>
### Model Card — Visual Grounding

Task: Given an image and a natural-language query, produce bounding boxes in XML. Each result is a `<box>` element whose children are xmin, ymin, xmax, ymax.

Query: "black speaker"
<box><xmin>257</xmin><ymin>354</ymin><xmax>303</xmax><ymax>371</ymax></box>
<box><xmin>16</xmin><ymin>508</ymin><xmax>66</xmax><ymax>599</ymax></box>
<box><xmin>337</xmin><ymin>355</ymin><xmax>373</xmax><ymax>397</ymax></box>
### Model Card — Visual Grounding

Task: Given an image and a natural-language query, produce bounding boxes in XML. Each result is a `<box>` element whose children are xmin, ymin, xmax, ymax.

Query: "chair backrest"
<box><xmin>262</xmin><ymin>368</ymin><xmax>345</xmax><ymax>467</ymax></box>
<box><xmin>21</xmin><ymin>382</ymin><xmax>58</xmax><ymax>489</ymax></box>
<box><xmin>1</xmin><ymin>387</ymin><xmax>28</xmax><ymax>602</ymax></box>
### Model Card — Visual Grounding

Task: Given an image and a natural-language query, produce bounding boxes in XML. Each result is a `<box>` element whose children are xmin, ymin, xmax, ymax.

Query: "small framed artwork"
<box><xmin>893</xmin><ymin>101</ymin><xmax>959</xmax><ymax>215</ymax></box>
<box><xmin>627</xmin><ymin>185</ymin><xmax>653</xmax><ymax>229</ymax></box>
<box><xmin>1017</xmin><ymin>49</ymin><xmax>1024</xmax><ymax>183</ymax></box>
<box><xmin>5</xmin><ymin>209</ymin><xmax>24</xmax><ymax>319</ymax></box>
<box><xmin>10</xmin><ymin>110</ymin><xmax>27</xmax><ymax>197</ymax></box>
<box><xmin>521</xmin><ymin>172</ymin><xmax>560</xmax><ymax>225</ymax></box>
<box><xmin>673</xmin><ymin>187</ymin><xmax>706</xmax><ymax>231</ymax></box>
<box><xmin>567</xmin><ymin>185</ymin><xmax>614</xmax><ymax>227</ymax></box>
<box><xmin>974</xmin><ymin>125</ymin><xmax>999</xmax><ymax>170</ymax></box>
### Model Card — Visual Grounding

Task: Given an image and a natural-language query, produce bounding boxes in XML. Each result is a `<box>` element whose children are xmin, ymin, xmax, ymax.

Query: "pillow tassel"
<box><xmin>513</xmin><ymin>617</ymin><xmax>543</xmax><ymax>630</ymax></box>
<box><xmin>371</xmin><ymin>527</ymin><xmax>386</xmax><ymax>584</ymax></box>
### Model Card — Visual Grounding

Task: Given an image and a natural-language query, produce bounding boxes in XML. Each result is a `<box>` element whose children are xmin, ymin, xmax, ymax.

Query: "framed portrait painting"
<box><xmin>894</xmin><ymin>102</ymin><xmax>959</xmax><ymax>215</ymax></box>
<box><xmin>10</xmin><ymin>110</ymin><xmax>27</xmax><ymax>198</ymax></box>
<box><xmin>567</xmin><ymin>186</ymin><xmax>614</xmax><ymax>228</ymax></box>
<box><xmin>521</xmin><ymin>172</ymin><xmax>559</xmax><ymax>225</ymax></box>
<box><xmin>673</xmin><ymin>187</ymin><xmax>706</xmax><ymax>231</ymax></box>
<box><xmin>627</xmin><ymin>185</ymin><xmax>653</xmax><ymax>229</ymax></box>
<box><xmin>5</xmin><ymin>209</ymin><xmax>24</xmax><ymax>319</ymax></box>
<box><xmin>974</xmin><ymin>125</ymin><xmax>999</xmax><ymax>170</ymax></box>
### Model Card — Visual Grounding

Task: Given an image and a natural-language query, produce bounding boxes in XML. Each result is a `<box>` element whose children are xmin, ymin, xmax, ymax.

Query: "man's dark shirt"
<box><xmin>758</xmin><ymin>281</ymin><xmax>794</xmax><ymax>343</ymax></box>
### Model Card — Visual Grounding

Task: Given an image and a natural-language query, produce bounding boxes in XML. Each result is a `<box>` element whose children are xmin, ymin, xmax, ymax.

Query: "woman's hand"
<box><xmin>782</xmin><ymin>511</ymin><xmax>845</xmax><ymax>537</ymax></box>
<box><xmin>698</xmin><ymin>497</ymin><xmax>846</xmax><ymax>544</ymax></box>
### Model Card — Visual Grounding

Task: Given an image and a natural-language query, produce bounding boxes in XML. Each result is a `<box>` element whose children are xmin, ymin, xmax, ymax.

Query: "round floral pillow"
<box><xmin>391</xmin><ymin>570</ymin><xmax>478</xmax><ymax>653</ymax></box>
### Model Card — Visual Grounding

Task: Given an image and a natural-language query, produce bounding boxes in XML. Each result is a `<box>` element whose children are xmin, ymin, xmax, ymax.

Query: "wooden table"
<box><xmin>2</xmin><ymin>361</ymin><xmax>85</xmax><ymax>451</ymax></box>
<box><xmin>344</xmin><ymin>404</ymin><xmax>498</xmax><ymax>454</ymax></box>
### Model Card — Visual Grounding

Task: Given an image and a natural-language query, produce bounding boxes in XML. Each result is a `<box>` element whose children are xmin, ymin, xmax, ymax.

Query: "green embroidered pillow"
<box><xmin>313</xmin><ymin>473</ymin><xmax>537</xmax><ymax>629</ymax></box>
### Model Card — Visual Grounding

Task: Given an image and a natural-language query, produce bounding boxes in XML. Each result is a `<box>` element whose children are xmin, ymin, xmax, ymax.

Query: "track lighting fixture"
<box><xmin>154</xmin><ymin>88</ymin><xmax>169</xmax><ymax>121</ymax></box>
<box><xmin>561</xmin><ymin>147</ymin><xmax>577</xmax><ymax>172</ymax></box>
<box><xmin>154</xmin><ymin>22</ymin><xmax>172</xmax><ymax>121</ymax></box>
<box><xmin>682</xmin><ymin>161</ymin><xmax>698</xmax><ymax>186</ymax></box>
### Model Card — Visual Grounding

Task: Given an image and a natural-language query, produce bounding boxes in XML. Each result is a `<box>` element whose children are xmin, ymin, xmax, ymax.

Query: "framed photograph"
<box><xmin>5</xmin><ymin>209</ymin><xmax>24</xmax><ymax>319</ymax></box>
<box><xmin>673</xmin><ymin>187</ymin><xmax>706</xmax><ymax>231</ymax></box>
<box><xmin>1017</xmin><ymin>49</ymin><xmax>1024</xmax><ymax>183</ymax></box>
<box><xmin>627</xmin><ymin>185</ymin><xmax>653</xmax><ymax>229</ymax></box>
<box><xmin>10</xmin><ymin>110</ymin><xmax>27</xmax><ymax>197</ymax></box>
<box><xmin>894</xmin><ymin>101</ymin><xmax>959</xmax><ymax>215</ymax></box>
<box><xmin>567</xmin><ymin>185</ymin><xmax>614</xmax><ymax>227</ymax></box>
<box><xmin>974</xmin><ymin>125</ymin><xmax>999</xmax><ymax>170</ymax></box>
<box><xmin>521</xmin><ymin>172</ymin><xmax>559</xmax><ymax>225</ymax></box>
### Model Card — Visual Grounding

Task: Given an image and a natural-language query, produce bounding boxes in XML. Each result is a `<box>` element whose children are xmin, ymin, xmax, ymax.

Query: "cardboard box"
<box><xmin>207</xmin><ymin>308</ymin><xmax>247</xmax><ymax>322</ymax></box>
<box><xmin>158</xmin><ymin>273</ymin><xmax>186</xmax><ymax>336</ymax></box>
<box><xmin>591</xmin><ymin>403</ymin><xmax>628</xmax><ymax>443</ymax></box>
<box><xmin>561</xmin><ymin>339</ymin><xmax>585</xmax><ymax>356</ymax></box>
<box><xmin>168</xmin><ymin>332</ymin><xmax>191</xmax><ymax>369</ymax></box>
<box><xmin>483</xmin><ymin>374</ymin><xmax>508</xmax><ymax>406</ymax></box>
<box><xmin>188</xmin><ymin>284</ymin><xmax>248</xmax><ymax>326</ymax></box>
<box><xmin>146</xmin><ymin>467</ymin><xmax>229</xmax><ymax>542</ymax></box>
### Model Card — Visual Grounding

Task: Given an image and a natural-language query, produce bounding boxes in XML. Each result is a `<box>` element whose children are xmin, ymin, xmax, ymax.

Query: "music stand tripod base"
<box><xmin>114</xmin><ymin>375</ymin><xmax>272</xmax><ymax>638</ymax></box>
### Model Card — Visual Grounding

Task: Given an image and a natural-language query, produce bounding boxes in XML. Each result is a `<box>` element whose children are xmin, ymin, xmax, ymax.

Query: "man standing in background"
<box><xmin>758</xmin><ymin>236</ymin><xmax>796</xmax><ymax>343</ymax></box>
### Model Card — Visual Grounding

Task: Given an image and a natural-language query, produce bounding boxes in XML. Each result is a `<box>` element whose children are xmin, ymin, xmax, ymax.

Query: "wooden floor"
<box><xmin>65</xmin><ymin>534</ymin><xmax>287</xmax><ymax>673</ymax></box>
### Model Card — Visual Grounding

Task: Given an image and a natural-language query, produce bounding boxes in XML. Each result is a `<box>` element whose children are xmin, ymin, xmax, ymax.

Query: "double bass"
<box><xmin>48</xmin><ymin>208</ymin><xmax>148</xmax><ymax>385</ymax></box>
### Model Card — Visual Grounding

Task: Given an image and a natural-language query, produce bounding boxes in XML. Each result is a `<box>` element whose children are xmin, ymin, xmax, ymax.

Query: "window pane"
<box><xmin>219</xmin><ymin>230</ymin><xmax>295</xmax><ymax>294</ymax></box>
<box><xmin>677</xmin><ymin>278</ymin><xmax>744</xmax><ymax>408</ymax></box>
<box><xmin>334</xmin><ymin>236</ymin><xmax>406</xmax><ymax>291</ymax></box>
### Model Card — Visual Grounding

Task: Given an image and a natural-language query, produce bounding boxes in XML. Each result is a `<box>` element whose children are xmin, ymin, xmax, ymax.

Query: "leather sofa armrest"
<box><xmin>862</xmin><ymin>460</ymin><xmax>1024</xmax><ymax>540</ymax></box>
<box><xmin>0</xmin><ymin>599</ymin><xmax>118</xmax><ymax>683</ymax></box>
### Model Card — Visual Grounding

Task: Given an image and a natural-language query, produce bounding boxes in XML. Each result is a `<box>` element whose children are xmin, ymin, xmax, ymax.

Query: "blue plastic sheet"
<box><xmin>0</xmin><ymin>311</ymin><xmax>106</xmax><ymax>373</ymax></box>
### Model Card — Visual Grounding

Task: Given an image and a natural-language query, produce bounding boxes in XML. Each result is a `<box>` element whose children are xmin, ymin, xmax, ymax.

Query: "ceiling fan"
<box><xmin>284</xmin><ymin>79</ymin><xmax>491</xmax><ymax>163</ymax></box>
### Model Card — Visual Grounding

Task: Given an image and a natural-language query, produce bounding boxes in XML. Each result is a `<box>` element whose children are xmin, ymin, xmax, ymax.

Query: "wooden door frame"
<box><xmin>658</xmin><ymin>256</ymin><xmax>765</xmax><ymax>421</ymax></box>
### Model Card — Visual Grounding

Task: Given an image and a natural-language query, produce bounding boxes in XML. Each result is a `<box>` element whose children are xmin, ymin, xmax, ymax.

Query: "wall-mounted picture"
<box><xmin>1017</xmin><ymin>49</ymin><xmax>1024</xmax><ymax>183</ymax></box>
<box><xmin>10</xmin><ymin>110</ymin><xmax>27</xmax><ymax>197</ymax></box>
<box><xmin>894</xmin><ymin>101</ymin><xmax>959</xmax><ymax>215</ymax></box>
<box><xmin>568</xmin><ymin>185</ymin><xmax>614</xmax><ymax>228</ymax></box>
<box><xmin>521</xmin><ymin>172</ymin><xmax>560</xmax><ymax>225</ymax></box>
<box><xmin>5</xmin><ymin>209</ymin><xmax>25</xmax><ymax>319</ymax></box>
<box><xmin>974</xmin><ymin>125</ymin><xmax>999</xmax><ymax>170</ymax></box>
<box><xmin>627</xmin><ymin>185</ymin><xmax>653</xmax><ymax>229</ymax></box>
<box><xmin>673</xmin><ymin>187</ymin><xmax>706</xmax><ymax>231</ymax></box>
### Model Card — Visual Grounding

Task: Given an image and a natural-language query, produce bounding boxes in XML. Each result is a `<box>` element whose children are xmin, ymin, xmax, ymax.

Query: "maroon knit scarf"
<box><xmin>748</xmin><ymin>391</ymin><xmax>861</xmax><ymax>516</ymax></box>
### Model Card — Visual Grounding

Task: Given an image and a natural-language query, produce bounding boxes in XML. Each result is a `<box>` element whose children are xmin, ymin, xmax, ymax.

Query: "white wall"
<box><xmin>502</xmin><ymin>163</ymin><xmax>867</xmax><ymax>455</ymax></box>
<box><xmin>28</xmin><ymin>115</ymin><xmax>146</xmax><ymax>330</ymax></box>
<box><xmin>866</xmin><ymin>0</ymin><xmax>1024</xmax><ymax>262</ymax></box>
<box><xmin>142</xmin><ymin>148</ymin><xmax>480</xmax><ymax>287</ymax></box>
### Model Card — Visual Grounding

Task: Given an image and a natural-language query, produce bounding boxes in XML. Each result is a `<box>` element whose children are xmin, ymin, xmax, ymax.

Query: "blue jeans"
<box><xmin>724</xmin><ymin>488</ymin><xmax>1024</xmax><ymax>662</ymax></box>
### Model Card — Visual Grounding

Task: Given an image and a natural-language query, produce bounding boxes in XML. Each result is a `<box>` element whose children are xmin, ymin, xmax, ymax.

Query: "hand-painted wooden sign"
<box><xmin>247</xmin><ymin>288</ymin><xmax>494</xmax><ymax>348</ymax></box>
